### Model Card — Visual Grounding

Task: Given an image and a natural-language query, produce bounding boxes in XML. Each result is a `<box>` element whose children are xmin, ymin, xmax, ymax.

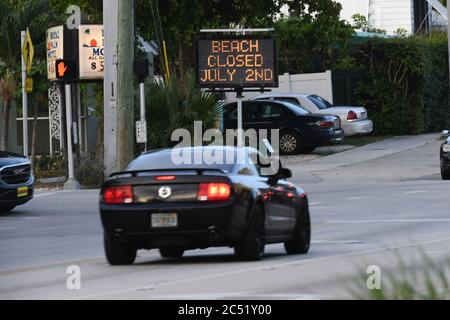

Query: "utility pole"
<box><xmin>103</xmin><ymin>0</ymin><xmax>119</xmax><ymax>176</ymax></box>
<box><xmin>448</xmin><ymin>2</ymin><xmax>450</xmax><ymax>84</ymax></box>
<box><xmin>63</xmin><ymin>84</ymin><xmax>81</xmax><ymax>190</ymax></box>
<box><xmin>116</xmin><ymin>0</ymin><xmax>135</xmax><ymax>170</ymax></box>
<box><xmin>21</xmin><ymin>31</ymin><xmax>28</xmax><ymax>157</ymax></box>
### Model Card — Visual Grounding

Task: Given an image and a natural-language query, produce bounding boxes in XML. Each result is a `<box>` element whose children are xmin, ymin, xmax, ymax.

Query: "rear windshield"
<box><xmin>309</xmin><ymin>95</ymin><xmax>333</xmax><ymax>110</ymax></box>
<box><xmin>277</xmin><ymin>101</ymin><xmax>310</xmax><ymax>115</ymax></box>
<box><xmin>128</xmin><ymin>150</ymin><xmax>238</xmax><ymax>173</ymax></box>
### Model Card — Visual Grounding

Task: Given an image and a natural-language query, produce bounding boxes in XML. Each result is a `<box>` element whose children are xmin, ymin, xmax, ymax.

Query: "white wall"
<box><xmin>335</xmin><ymin>0</ymin><xmax>415</xmax><ymax>35</ymax></box>
<box><xmin>225</xmin><ymin>71</ymin><xmax>334</xmax><ymax>104</ymax></box>
<box><xmin>336</xmin><ymin>0</ymin><xmax>370</xmax><ymax>24</ymax></box>
<box><xmin>369</xmin><ymin>0</ymin><xmax>415</xmax><ymax>34</ymax></box>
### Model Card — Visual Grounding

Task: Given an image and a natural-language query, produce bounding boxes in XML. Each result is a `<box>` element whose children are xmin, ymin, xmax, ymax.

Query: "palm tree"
<box><xmin>0</xmin><ymin>0</ymin><xmax>50</xmax><ymax>151</ymax></box>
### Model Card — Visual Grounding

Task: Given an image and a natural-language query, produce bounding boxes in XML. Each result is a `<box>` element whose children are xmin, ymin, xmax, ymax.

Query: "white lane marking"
<box><xmin>0</xmin><ymin>217</ymin><xmax>43</xmax><ymax>221</ymax></box>
<box><xmin>309</xmin><ymin>202</ymin><xmax>320</xmax><ymax>206</ymax></box>
<box><xmin>346</xmin><ymin>196</ymin><xmax>369</xmax><ymax>201</ymax></box>
<box><xmin>312</xmin><ymin>240</ymin><xmax>364</xmax><ymax>244</ymax></box>
<box><xmin>326</xmin><ymin>219</ymin><xmax>450</xmax><ymax>224</ymax></box>
<box><xmin>75</xmin><ymin>236</ymin><xmax>450</xmax><ymax>300</ymax></box>
<box><xmin>404</xmin><ymin>190</ymin><xmax>429</xmax><ymax>194</ymax></box>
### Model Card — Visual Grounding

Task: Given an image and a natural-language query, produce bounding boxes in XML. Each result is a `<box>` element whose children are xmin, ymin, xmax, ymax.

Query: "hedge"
<box><xmin>349</xmin><ymin>34</ymin><xmax>449</xmax><ymax>135</ymax></box>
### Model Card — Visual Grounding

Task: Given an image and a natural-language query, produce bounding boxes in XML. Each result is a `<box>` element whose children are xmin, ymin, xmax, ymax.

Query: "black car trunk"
<box><xmin>103</xmin><ymin>170</ymin><xmax>233</xmax><ymax>204</ymax></box>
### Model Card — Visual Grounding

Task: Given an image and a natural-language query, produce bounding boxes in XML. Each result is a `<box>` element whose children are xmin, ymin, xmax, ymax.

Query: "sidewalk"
<box><xmin>287</xmin><ymin>133</ymin><xmax>440</xmax><ymax>183</ymax></box>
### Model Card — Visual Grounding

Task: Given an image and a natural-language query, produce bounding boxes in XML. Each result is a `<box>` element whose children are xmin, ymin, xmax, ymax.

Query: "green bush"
<box><xmin>351</xmin><ymin>252</ymin><xmax>450</xmax><ymax>300</ymax></box>
<box><xmin>75</xmin><ymin>155</ymin><xmax>105</xmax><ymax>188</ymax></box>
<box><xmin>348</xmin><ymin>34</ymin><xmax>449</xmax><ymax>135</ymax></box>
<box><xmin>145</xmin><ymin>72</ymin><xmax>220</xmax><ymax>149</ymax></box>
<box><xmin>33</xmin><ymin>154</ymin><xmax>67</xmax><ymax>179</ymax></box>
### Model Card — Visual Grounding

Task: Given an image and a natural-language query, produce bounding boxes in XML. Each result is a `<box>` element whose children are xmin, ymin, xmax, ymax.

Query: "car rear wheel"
<box><xmin>280</xmin><ymin>131</ymin><xmax>300</xmax><ymax>155</ymax></box>
<box><xmin>0</xmin><ymin>206</ymin><xmax>15</xmax><ymax>213</ymax></box>
<box><xmin>159</xmin><ymin>247</ymin><xmax>185</xmax><ymax>258</ymax></box>
<box><xmin>234</xmin><ymin>205</ymin><xmax>265</xmax><ymax>261</ymax></box>
<box><xmin>285</xmin><ymin>204</ymin><xmax>311</xmax><ymax>255</ymax></box>
<box><xmin>104</xmin><ymin>232</ymin><xmax>137</xmax><ymax>265</ymax></box>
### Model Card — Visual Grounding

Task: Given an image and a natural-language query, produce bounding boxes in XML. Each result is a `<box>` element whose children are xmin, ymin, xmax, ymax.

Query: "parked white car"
<box><xmin>251</xmin><ymin>93</ymin><xmax>373</xmax><ymax>136</ymax></box>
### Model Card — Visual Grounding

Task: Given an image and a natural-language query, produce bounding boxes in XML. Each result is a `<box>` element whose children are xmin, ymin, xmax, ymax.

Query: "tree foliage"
<box><xmin>349</xmin><ymin>34</ymin><xmax>449</xmax><ymax>135</ymax></box>
<box><xmin>275</xmin><ymin>1</ymin><xmax>354</xmax><ymax>73</ymax></box>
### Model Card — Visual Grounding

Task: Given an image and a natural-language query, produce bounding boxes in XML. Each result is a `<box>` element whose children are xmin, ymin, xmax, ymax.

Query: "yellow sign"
<box><xmin>25</xmin><ymin>77</ymin><xmax>33</xmax><ymax>93</ymax></box>
<box><xmin>22</xmin><ymin>28</ymin><xmax>34</xmax><ymax>75</ymax></box>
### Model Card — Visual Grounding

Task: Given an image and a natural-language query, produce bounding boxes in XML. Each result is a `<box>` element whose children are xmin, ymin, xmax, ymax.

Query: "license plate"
<box><xmin>151</xmin><ymin>213</ymin><xmax>178</xmax><ymax>228</ymax></box>
<box><xmin>17</xmin><ymin>186</ymin><xmax>29</xmax><ymax>198</ymax></box>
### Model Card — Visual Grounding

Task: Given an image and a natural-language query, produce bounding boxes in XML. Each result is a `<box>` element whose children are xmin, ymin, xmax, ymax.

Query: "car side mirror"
<box><xmin>268</xmin><ymin>168</ymin><xmax>292</xmax><ymax>184</ymax></box>
<box><xmin>277</xmin><ymin>168</ymin><xmax>292</xmax><ymax>180</ymax></box>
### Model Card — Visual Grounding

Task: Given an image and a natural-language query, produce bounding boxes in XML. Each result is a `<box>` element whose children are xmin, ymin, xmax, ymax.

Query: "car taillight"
<box><xmin>155</xmin><ymin>176</ymin><xmax>176</xmax><ymax>181</ymax></box>
<box><xmin>104</xmin><ymin>186</ymin><xmax>133</xmax><ymax>204</ymax></box>
<box><xmin>316</xmin><ymin>120</ymin><xmax>334</xmax><ymax>129</ymax></box>
<box><xmin>347</xmin><ymin>111</ymin><xmax>358</xmax><ymax>121</ymax></box>
<box><xmin>198</xmin><ymin>183</ymin><xmax>231</xmax><ymax>201</ymax></box>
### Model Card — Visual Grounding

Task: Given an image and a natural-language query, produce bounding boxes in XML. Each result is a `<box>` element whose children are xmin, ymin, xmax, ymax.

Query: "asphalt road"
<box><xmin>1</xmin><ymin>134</ymin><xmax>450</xmax><ymax>300</ymax></box>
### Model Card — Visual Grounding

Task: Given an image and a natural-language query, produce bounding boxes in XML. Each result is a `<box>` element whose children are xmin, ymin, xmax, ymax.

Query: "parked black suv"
<box><xmin>222</xmin><ymin>100</ymin><xmax>344</xmax><ymax>155</ymax></box>
<box><xmin>0</xmin><ymin>151</ymin><xmax>34</xmax><ymax>213</ymax></box>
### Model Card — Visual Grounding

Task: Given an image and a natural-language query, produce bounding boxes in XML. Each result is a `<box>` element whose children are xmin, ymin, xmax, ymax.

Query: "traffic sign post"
<box><xmin>55</xmin><ymin>60</ymin><xmax>80</xmax><ymax>190</ymax></box>
<box><xmin>63</xmin><ymin>83</ymin><xmax>81</xmax><ymax>191</ymax></box>
<box><xmin>134</xmin><ymin>58</ymin><xmax>149</xmax><ymax>151</ymax></box>
<box><xmin>20</xmin><ymin>31</ymin><xmax>29</xmax><ymax>157</ymax></box>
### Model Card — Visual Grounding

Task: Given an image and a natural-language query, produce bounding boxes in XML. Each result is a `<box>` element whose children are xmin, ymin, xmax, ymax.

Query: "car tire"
<box><xmin>234</xmin><ymin>205</ymin><xmax>265</xmax><ymax>261</ymax></box>
<box><xmin>159</xmin><ymin>247</ymin><xmax>185</xmax><ymax>258</ymax></box>
<box><xmin>442</xmin><ymin>167</ymin><xmax>450</xmax><ymax>180</ymax></box>
<box><xmin>284</xmin><ymin>204</ymin><xmax>311</xmax><ymax>255</ymax></box>
<box><xmin>0</xmin><ymin>206</ymin><xmax>15</xmax><ymax>213</ymax></box>
<box><xmin>301</xmin><ymin>147</ymin><xmax>316</xmax><ymax>154</ymax></box>
<box><xmin>280</xmin><ymin>131</ymin><xmax>301</xmax><ymax>155</ymax></box>
<box><xmin>104</xmin><ymin>232</ymin><xmax>137</xmax><ymax>266</ymax></box>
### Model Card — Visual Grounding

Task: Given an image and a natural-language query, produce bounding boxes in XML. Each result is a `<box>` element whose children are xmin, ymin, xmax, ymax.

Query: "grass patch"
<box><xmin>344</xmin><ymin>135</ymin><xmax>393</xmax><ymax>147</ymax></box>
<box><xmin>350</xmin><ymin>252</ymin><xmax>450</xmax><ymax>300</ymax></box>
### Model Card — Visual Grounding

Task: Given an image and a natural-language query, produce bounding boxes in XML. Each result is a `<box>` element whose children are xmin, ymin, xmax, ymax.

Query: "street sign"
<box><xmin>136</xmin><ymin>121</ymin><xmax>148</xmax><ymax>144</ymax></box>
<box><xmin>22</xmin><ymin>28</ymin><xmax>34</xmax><ymax>75</ymax></box>
<box><xmin>196</xmin><ymin>35</ymin><xmax>278</xmax><ymax>89</ymax></box>
<box><xmin>55</xmin><ymin>59</ymin><xmax>77</xmax><ymax>81</ymax></box>
<box><xmin>79</xmin><ymin>25</ymin><xmax>104</xmax><ymax>80</ymax></box>
<box><xmin>46</xmin><ymin>26</ymin><xmax>64</xmax><ymax>81</ymax></box>
<box><xmin>25</xmin><ymin>77</ymin><xmax>33</xmax><ymax>93</ymax></box>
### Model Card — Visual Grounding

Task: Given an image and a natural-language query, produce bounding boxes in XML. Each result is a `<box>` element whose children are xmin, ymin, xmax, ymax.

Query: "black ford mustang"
<box><xmin>99</xmin><ymin>147</ymin><xmax>311</xmax><ymax>265</ymax></box>
<box><xmin>0</xmin><ymin>151</ymin><xmax>34</xmax><ymax>213</ymax></box>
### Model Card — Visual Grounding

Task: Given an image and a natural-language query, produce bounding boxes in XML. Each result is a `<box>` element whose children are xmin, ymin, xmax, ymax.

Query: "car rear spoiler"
<box><xmin>109</xmin><ymin>168</ymin><xmax>228</xmax><ymax>179</ymax></box>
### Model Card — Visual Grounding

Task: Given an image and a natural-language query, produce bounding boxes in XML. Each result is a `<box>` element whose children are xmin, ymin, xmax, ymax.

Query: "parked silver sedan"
<box><xmin>252</xmin><ymin>93</ymin><xmax>373</xmax><ymax>137</ymax></box>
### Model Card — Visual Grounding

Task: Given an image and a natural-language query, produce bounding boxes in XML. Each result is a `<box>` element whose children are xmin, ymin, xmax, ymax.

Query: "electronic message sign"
<box><xmin>196</xmin><ymin>36</ymin><xmax>277</xmax><ymax>89</ymax></box>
